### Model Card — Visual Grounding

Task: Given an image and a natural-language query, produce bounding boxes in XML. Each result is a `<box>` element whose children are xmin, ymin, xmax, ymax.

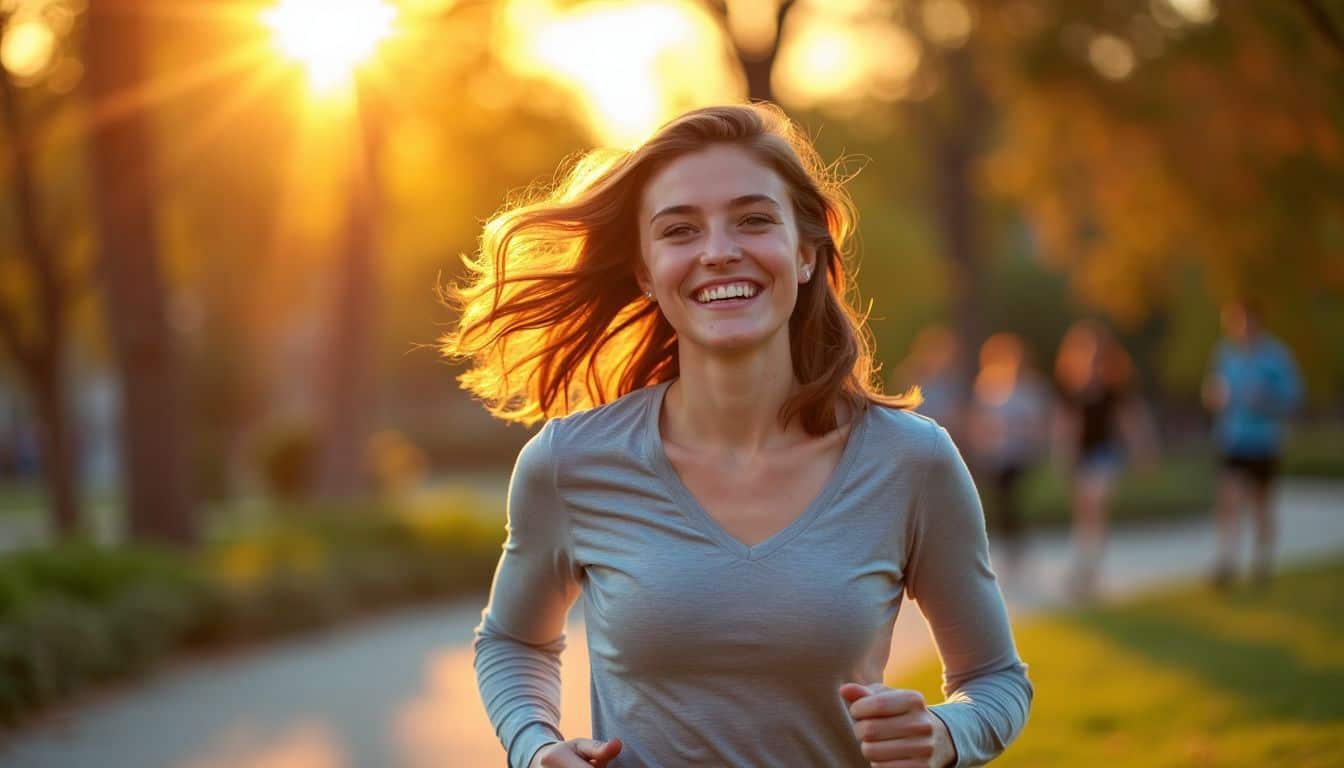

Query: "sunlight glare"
<box><xmin>922</xmin><ymin>0</ymin><xmax>973</xmax><ymax>49</ymax></box>
<box><xmin>1089</xmin><ymin>33</ymin><xmax>1135</xmax><ymax>80</ymax></box>
<box><xmin>776</xmin><ymin>12</ymin><xmax>920</xmax><ymax>107</ymax></box>
<box><xmin>1166</xmin><ymin>0</ymin><xmax>1216</xmax><ymax>24</ymax></box>
<box><xmin>501</xmin><ymin>0</ymin><xmax>737</xmax><ymax>147</ymax></box>
<box><xmin>0</xmin><ymin>18</ymin><xmax>56</xmax><ymax>79</ymax></box>
<box><xmin>263</xmin><ymin>0</ymin><xmax>397</xmax><ymax>93</ymax></box>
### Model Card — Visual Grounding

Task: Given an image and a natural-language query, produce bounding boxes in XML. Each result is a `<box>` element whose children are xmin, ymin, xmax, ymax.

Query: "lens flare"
<box><xmin>263</xmin><ymin>0</ymin><xmax>397</xmax><ymax>92</ymax></box>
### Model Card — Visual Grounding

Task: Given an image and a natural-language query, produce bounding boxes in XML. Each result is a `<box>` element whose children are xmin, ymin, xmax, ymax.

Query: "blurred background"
<box><xmin>0</xmin><ymin>0</ymin><xmax>1341</xmax><ymax>766</ymax></box>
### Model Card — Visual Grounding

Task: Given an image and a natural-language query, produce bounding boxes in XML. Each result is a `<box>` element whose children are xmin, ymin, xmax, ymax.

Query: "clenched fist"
<box><xmin>530</xmin><ymin>737</ymin><xmax>622</xmax><ymax>768</ymax></box>
<box><xmin>839</xmin><ymin>683</ymin><xmax>956</xmax><ymax>768</ymax></box>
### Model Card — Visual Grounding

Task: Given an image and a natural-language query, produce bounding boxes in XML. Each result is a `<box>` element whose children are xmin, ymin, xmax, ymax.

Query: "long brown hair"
<box><xmin>440</xmin><ymin>103</ymin><xmax>917</xmax><ymax>434</ymax></box>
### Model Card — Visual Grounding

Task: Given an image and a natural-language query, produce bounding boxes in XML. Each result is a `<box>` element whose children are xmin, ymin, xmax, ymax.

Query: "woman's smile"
<box><xmin>692</xmin><ymin>280</ymin><xmax>762</xmax><ymax>307</ymax></box>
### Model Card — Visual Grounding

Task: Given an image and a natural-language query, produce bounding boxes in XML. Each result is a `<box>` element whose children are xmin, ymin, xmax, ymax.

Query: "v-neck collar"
<box><xmin>642</xmin><ymin>379</ymin><xmax>870</xmax><ymax>562</ymax></box>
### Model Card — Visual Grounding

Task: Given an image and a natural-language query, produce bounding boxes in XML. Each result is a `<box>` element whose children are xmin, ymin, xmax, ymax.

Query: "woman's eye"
<box><xmin>661</xmin><ymin>224</ymin><xmax>694</xmax><ymax>238</ymax></box>
<box><xmin>741</xmin><ymin>214</ymin><xmax>776</xmax><ymax>227</ymax></box>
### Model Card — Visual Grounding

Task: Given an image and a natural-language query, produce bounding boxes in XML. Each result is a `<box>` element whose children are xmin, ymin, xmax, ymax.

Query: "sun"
<box><xmin>262</xmin><ymin>0</ymin><xmax>398</xmax><ymax>93</ymax></box>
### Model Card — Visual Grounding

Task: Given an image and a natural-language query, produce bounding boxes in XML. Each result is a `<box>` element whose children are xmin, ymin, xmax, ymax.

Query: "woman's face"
<box><xmin>636</xmin><ymin>144</ymin><xmax>814</xmax><ymax>357</ymax></box>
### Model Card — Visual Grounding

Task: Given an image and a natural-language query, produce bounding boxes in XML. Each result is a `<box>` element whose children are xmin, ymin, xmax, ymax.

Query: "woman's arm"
<box><xmin>904</xmin><ymin>422</ymin><xmax>1034</xmax><ymax>767</ymax></box>
<box><xmin>474</xmin><ymin>420</ymin><xmax>583</xmax><ymax>768</ymax></box>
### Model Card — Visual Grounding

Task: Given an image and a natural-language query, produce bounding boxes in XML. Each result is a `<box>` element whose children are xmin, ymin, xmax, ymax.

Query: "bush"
<box><xmin>365</xmin><ymin>430</ymin><xmax>428</xmax><ymax>500</ymax></box>
<box><xmin>0</xmin><ymin>493</ymin><xmax>506</xmax><ymax>726</ymax></box>
<box><xmin>252</xmin><ymin>417</ymin><xmax>320</xmax><ymax>500</ymax></box>
<box><xmin>0</xmin><ymin>544</ymin><xmax>208</xmax><ymax>723</ymax></box>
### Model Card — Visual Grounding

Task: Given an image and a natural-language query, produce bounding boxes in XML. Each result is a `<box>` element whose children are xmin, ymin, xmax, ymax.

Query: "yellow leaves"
<box><xmin>365</xmin><ymin>429</ymin><xmax>428</xmax><ymax>499</ymax></box>
<box><xmin>210</xmin><ymin>529</ymin><xmax>327</xmax><ymax>590</ymax></box>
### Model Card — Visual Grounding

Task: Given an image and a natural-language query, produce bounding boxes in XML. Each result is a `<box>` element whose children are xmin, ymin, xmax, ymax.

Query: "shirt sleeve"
<box><xmin>473</xmin><ymin>419</ymin><xmax>582</xmax><ymax>768</ymax></box>
<box><xmin>904</xmin><ymin>421</ymin><xmax>1033</xmax><ymax>767</ymax></box>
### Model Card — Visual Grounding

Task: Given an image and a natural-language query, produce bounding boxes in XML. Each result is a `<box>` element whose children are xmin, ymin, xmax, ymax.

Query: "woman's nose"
<box><xmin>699</xmin><ymin>227</ymin><xmax>741</xmax><ymax>267</ymax></box>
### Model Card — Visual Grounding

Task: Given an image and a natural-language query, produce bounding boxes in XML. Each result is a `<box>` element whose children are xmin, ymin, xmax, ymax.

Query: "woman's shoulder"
<box><xmin>864</xmin><ymin>402</ymin><xmax>955</xmax><ymax>462</ymax></box>
<box><xmin>546</xmin><ymin>382</ymin><xmax>661</xmax><ymax>440</ymax></box>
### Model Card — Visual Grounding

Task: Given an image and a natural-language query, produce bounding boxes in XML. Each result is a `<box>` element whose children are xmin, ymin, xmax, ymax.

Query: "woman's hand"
<box><xmin>530</xmin><ymin>737</ymin><xmax>622</xmax><ymax>767</ymax></box>
<box><xmin>839</xmin><ymin>683</ymin><xmax>955</xmax><ymax>768</ymax></box>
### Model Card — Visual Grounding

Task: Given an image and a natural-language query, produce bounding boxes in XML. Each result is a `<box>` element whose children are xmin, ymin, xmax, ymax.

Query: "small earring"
<box><xmin>801</xmin><ymin>266</ymin><xmax>812</xmax><ymax>281</ymax></box>
<box><xmin>643</xmin><ymin>289</ymin><xmax>654</xmax><ymax>300</ymax></box>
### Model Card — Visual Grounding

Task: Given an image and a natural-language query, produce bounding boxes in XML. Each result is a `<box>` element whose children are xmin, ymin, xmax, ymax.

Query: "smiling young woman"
<box><xmin>443</xmin><ymin>104</ymin><xmax>1032</xmax><ymax>768</ymax></box>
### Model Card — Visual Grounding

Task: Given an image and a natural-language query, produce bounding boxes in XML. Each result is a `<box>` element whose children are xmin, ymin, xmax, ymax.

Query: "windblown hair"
<box><xmin>440</xmin><ymin>103</ymin><xmax>917</xmax><ymax>434</ymax></box>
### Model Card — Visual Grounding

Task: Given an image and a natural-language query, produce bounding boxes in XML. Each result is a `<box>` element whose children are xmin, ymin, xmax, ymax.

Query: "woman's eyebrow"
<box><xmin>649</xmin><ymin>194</ymin><xmax>783</xmax><ymax>225</ymax></box>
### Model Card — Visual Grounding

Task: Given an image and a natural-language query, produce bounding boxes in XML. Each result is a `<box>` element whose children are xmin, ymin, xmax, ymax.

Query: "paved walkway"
<box><xmin>1</xmin><ymin>480</ymin><xmax>1341</xmax><ymax>768</ymax></box>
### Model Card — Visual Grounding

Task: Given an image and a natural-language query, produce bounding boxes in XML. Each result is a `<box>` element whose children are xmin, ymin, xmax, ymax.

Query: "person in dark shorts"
<box><xmin>1052</xmin><ymin>320</ymin><xmax>1158</xmax><ymax>601</ymax></box>
<box><xmin>1203</xmin><ymin>300</ymin><xmax>1302</xmax><ymax>588</ymax></box>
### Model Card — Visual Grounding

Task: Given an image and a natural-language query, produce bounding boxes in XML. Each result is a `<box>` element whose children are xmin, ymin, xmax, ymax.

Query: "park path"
<box><xmin>1</xmin><ymin>480</ymin><xmax>1341</xmax><ymax>768</ymax></box>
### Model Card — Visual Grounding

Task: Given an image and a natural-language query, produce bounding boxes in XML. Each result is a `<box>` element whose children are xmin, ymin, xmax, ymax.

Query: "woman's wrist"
<box><xmin>930</xmin><ymin>710</ymin><xmax>957</xmax><ymax>768</ymax></box>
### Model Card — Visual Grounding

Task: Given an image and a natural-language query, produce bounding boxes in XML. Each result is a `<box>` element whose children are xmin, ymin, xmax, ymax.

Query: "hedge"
<box><xmin>0</xmin><ymin>498</ymin><xmax>504</xmax><ymax>726</ymax></box>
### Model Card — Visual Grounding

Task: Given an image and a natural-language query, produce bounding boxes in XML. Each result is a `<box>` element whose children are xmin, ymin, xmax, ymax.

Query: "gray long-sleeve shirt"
<box><xmin>474</xmin><ymin>380</ymin><xmax>1032</xmax><ymax>767</ymax></box>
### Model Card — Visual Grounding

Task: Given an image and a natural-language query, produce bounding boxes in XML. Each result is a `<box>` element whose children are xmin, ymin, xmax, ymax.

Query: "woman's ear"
<box><xmin>634</xmin><ymin>265</ymin><xmax>654</xmax><ymax>300</ymax></box>
<box><xmin>798</xmin><ymin>242</ymin><xmax>819</xmax><ymax>283</ymax></box>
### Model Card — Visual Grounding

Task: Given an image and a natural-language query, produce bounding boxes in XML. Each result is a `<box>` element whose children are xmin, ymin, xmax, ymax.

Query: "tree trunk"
<box><xmin>317</xmin><ymin>85</ymin><xmax>384</xmax><ymax>498</ymax></box>
<box><xmin>0</xmin><ymin>32</ymin><xmax>82</xmax><ymax>537</ymax></box>
<box><xmin>931</xmin><ymin>48</ymin><xmax>989</xmax><ymax>416</ymax></box>
<box><xmin>714</xmin><ymin>0</ymin><xmax>795</xmax><ymax>104</ymax></box>
<box><xmin>741</xmin><ymin>51</ymin><xmax>777</xmax><ymax>103</ymax></box>
<box><xmin>84</xmin><ymin>0</ymin><xmax>196</xmax><ymax>546</ymax></box>
<box><xmin>32</xmin><ymin>363</ymin><xmax>80</xmax><ymax>535</ymax></box>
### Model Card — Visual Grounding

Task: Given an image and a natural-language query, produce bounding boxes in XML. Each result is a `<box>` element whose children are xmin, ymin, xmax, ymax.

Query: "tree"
<box><xmin>0</xmin><ymin>10</ymin><xmax>85</xmax><ymax>536</ymax></box>
<box><xmin>985</xmin><ymin>1</ymin><xmax>1344</xmax><ymax>399</ymax></box>
<box><xmin>84</xmin><ymin>0</ymin><xmax>196</xmax><ymax>545</ymax></box>
<box><xmin>704</xmin><ymin>0</ymin><xmax>798</xmax><ymax>103</ymax></box>
<box><xmin>315</xmin><ymin>79</ymin><xmax>384</xmax><ymax>498</ymax></box>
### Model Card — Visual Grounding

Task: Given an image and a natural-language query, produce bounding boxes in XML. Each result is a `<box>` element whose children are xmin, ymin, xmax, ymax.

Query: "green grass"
<box><xmin>897</xmin><ymin>556</ymin><xmax>1344</xmax><ymax>767</ymax></box>
<box><xmin>0</xmin><ymin>482</ymin><xmax>46</xmax><ymax>517</ymax></box>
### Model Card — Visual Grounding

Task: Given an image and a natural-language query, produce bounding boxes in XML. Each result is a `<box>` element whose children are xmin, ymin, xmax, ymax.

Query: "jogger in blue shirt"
<box><xmin>1202</xmin><ymin>300</ymin><xmax>1303</xmax><ymax>588</ymax></box>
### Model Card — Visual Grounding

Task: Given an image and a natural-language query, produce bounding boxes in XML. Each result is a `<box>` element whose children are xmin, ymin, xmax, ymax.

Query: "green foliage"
<box><xmin>0</xmin><ymin>495</ymin><xmax>505</xmax><ymax>725</ymax></box>
<box><xmin>896</xmin><ymin>556</ymin><xmax>1344</xmax><ymax>766</ymax></box>
<box><xmin>989</xmin><ymin>1</ymin><xmax>1344</xmax><ymax>402</ymax></box>
<box><xmin>1282</xmin><ymin>422</ymin><xmax>1344</xmax><ymax>479</ymax></box>
<box><xmin>0</xmin><ymin>544</ymin><xmax>205</xmax><ymax>721</ymax></box>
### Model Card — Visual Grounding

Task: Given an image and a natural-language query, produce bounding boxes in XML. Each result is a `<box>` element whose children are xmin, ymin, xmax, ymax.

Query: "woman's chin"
<box><xmin>682</xmin><ymin>325</ymin><xmax>789</xmax><ymax>357</ymax></box>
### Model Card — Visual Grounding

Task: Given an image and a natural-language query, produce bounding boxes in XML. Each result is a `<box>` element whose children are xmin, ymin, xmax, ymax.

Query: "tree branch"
<box><xmin>1294</xmin><ymin>0</ymin><xmax>1344</xmax><ymax>59</ymax></box>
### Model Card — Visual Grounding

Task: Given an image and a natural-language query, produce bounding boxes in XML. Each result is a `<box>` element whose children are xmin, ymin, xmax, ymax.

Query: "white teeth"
<box><xmin>695</xmin><ymin>282</ymin><xmax>758</xmax><ymax>303</ymax></box>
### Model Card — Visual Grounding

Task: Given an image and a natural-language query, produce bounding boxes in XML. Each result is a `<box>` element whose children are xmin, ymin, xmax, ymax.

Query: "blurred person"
<box><xmin>967</xmin><ymin>333</ymin><xmax>1050</xmax><ymax>580</ymax></box>
<box><xmin>893</xmin><ymin>324</ymin><xmax>967</xmax><ymax>444</ymax></box>
<box><xmin>446</xmin><ymin>104</ymin><xmax>1031</xmax><ymax>768</ymax></box>
<box><xmin>1202</xmin><ymin>299</ymin><xmax>1303</xmax><ymax>589</ymax></box>
<box><xmin>1052</xmin><ymin>320</ymin><xmax>1158</xmax><ymax>602</ymax></box>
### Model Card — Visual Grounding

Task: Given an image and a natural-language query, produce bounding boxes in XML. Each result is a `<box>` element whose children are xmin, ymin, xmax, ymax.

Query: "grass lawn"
<box><xmin>897</xmin><ymin>556</ymin><xmax>1344</xmax><ymax>767</ymax></box>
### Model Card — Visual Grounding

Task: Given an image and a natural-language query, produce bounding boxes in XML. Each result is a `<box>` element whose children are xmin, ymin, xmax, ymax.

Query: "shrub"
<box><xmin>252</xmin><ymin>417</ymin><xmax>320</xmax><ymax>501</ymax></box>
<box><xmin>0</xmin><ymin>492</ymin><xmax>506</xmax><ymax>726</ymax></box>
<box><xmin>365</xmin><ymin>430</ymin><xmax>428</xmax><ymax>500</ymax></box>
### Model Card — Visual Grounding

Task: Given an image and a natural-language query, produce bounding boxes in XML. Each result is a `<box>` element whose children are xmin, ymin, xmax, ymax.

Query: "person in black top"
<box><xmin>1052</xmin><ymin>320</ymin><xmax>1157</xmax><ymax>601</ymax></box>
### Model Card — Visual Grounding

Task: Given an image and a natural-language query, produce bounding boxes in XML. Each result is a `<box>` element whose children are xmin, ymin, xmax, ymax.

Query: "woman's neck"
<box><xmin>666</xmin><ymin>333</ymin><xmax>798</xmax><ymax>455</ymax></box>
